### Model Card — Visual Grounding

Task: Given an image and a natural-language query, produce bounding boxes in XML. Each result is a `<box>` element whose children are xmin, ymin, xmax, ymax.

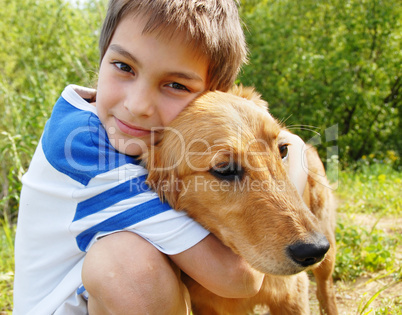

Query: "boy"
<box><xmin>13</xmin><ymin>1</ymin><xmax>307</xmax><ymax>314</ymax></box>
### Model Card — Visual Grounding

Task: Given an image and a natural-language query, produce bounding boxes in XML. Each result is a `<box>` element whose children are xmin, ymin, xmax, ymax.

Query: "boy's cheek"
<box><xmin>161</xmin><ymin>98</ymin><xmax>195</xmax><ymax>126</ymax></box>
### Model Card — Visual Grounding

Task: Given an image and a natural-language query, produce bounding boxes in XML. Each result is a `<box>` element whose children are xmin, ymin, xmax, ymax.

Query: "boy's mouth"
<box><xmin>114</xmin><ymin>117</ymin><xmax>152</xmax><ymax>137</ymax></box>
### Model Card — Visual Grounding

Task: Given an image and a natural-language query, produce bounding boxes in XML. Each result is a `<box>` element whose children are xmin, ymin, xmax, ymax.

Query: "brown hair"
<box><xmin>99</xmin><ymin>0</ymin><xmax>247</xmax><ymax>91</ymax></box>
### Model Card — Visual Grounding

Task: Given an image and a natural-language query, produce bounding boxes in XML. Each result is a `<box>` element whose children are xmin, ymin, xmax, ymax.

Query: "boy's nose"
<box><xmin>124</xmin><ymin>85</ymin><xmax>155</xmax><ymax>117</ymax></box>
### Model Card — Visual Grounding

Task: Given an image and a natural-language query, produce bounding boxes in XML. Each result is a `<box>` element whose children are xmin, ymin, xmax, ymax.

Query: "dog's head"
<box><xmin>142</xmin><ymin>86</ymin><xmax>328</xmax><ymax>275</ymax></box>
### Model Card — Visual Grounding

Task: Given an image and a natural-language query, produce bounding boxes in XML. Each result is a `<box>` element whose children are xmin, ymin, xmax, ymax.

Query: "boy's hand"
<box><xmin>169</xmin><ymin>234</ymin><xmax>264</xmax><ymax>298</ymax></box>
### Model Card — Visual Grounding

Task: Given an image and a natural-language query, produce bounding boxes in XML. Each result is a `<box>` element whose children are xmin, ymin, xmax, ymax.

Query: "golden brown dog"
<box><xmin>142</xmin><ymin>86</ymin><xmax>337</xmax><ymax>314</ymax></box>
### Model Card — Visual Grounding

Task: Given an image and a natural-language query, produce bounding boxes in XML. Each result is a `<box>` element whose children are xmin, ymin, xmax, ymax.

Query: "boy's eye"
<box><xmin>167</xmin><ymin>82</ymin><xmax>189</xmax><ymax>91</ymax></box>
<box><xmin>112</xmin><ymin>62</ymin><xmax>134</xmax><ymax>74</ymax></box>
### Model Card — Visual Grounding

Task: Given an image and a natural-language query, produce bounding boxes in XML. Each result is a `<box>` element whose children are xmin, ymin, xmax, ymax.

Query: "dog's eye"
<box><xmin>209</xmin><ymin>162</ymin><xmax>244</xmax><ymax>181</ymax></box>
<box><xmin>279</xmin><ymin>144</ymin><xmax>289</xmax><ymax>160</ymax></box>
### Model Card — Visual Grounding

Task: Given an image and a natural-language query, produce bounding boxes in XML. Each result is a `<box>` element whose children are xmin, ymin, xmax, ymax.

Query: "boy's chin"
<box><xmin>110</xmin><ymin>138</ymin><xmax>150</xmax><ymax>157</ymax></box>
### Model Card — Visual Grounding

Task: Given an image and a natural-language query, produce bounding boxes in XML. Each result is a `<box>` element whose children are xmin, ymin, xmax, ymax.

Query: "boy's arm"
<box><xmin>169</xmin><ymin>234</ymin><xmax>264</xmax><ymax>298</ymax></box>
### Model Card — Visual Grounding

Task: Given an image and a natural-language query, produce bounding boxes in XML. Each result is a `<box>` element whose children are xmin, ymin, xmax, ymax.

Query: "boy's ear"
<box><xmin>141</xmin><ymin>146</ymin><xmax>181</xmax><ymax>209</ymax></box>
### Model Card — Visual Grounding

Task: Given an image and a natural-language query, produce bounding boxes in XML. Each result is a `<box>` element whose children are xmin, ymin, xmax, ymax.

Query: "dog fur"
<box><xmin>142</xmin><ymin>86</ymin><xmax>338</xmax><ymax>314</ymax></box>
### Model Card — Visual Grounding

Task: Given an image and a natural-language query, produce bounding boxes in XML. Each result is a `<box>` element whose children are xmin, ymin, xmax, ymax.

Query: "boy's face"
<box><xmin>96</xmin><ymin>16</ymin><xmax>209</xmax><ymax>156</ymax></box>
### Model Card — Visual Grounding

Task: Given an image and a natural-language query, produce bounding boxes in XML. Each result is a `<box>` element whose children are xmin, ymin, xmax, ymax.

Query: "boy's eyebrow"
<box><xmin>109</xmin><ymin>44</ymin><xmax>139</xmax><ymax>65</ymax></box>
<box><xmin>109</xmin><ymin>44</ymin><xmax>204</xmax><ymax>82</ymax></box>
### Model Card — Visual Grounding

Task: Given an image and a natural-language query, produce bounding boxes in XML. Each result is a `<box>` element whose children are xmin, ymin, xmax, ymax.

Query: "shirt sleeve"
<box><xmin>92</xmin><ymin>209</ymin><xmax>210</xmax><ymax>255</ymax></box>
<box><xmin>69</xmin><ymin>164</ymin><xmax>210</xmax><ymax>255</ymax></box>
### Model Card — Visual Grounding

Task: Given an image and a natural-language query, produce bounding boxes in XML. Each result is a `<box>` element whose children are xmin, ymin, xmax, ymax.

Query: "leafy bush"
<box><xmin>239</xmin><ymin>0</ymin><xmax>401</xmax><ymax>167</ymax></box>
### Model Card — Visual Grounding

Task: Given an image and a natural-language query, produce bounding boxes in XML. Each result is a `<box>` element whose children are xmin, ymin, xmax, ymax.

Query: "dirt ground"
<box><xmin>312</xmin><ymin>213</ymin><xmax>402</xmax><ymax>314</ymax></box>
<box><xmin>309</xmin><ymin>271</ymin><xmax>402</xmax><ymax>314</ymax></box>
<box><xmin>255</xmin><ymin>274</ymin><xmax>401</xmax><ymax>314</ymax></box>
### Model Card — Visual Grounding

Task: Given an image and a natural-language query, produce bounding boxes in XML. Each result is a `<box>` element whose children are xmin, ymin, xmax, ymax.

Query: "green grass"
<box><xmin>334</xmin><ymin>161</ymin><xmax>401</xmax><ymax>281</ymax></box>
<box><xmin>0</xmin><ymin>220</ymin><xmax>15</xmax><ymax>313</ymax></box>
<box><xmin>336</xmin><ymin>155</ymin><xmax>401</xmax><ymax>216</ymax></box>
<box><xmin>333</xmin><ymin>160</ymin><xmax>402</xmax><ymax>313</ymax></box>
<box><xmin>358</xmin><ymin>284</ymin><xmax>402</xmax><ymax>315</ymax></box>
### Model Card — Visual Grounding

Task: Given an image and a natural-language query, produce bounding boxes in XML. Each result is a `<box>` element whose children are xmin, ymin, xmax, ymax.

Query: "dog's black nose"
<box><xmin>287</xmin><ymin>233</ymin><xmax>330</xmax><ymax>267</ymax></box>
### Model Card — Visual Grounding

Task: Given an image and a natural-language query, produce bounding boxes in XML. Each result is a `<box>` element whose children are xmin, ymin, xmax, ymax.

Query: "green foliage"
<box><xmin>0</xmin><ymin>220</ymin><xmax>15</xmax><ymax>313</ymax></box>
<box><xmin>239</xmin><ymin>0</ymin><xmax>401</xmax><ymax>166</ymax></box>
<box><xmin>334</xmin><ymin>220</ymin><xmax>399</xmax><ymax>281</ymax></box>
<box><xmin>0</xmin><ymin>0</ymin><xmax>106</xmax><ymax>221</ymax></box>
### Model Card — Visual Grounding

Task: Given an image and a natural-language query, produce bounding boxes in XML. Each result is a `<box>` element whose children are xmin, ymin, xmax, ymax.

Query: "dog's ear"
<box><xmin>141</xmin><ymin>145</ymin><xmax>181</xmax><ymax>209</ymax></box>
<box><xmin>229</xmin><ymin>85</ymin><xmax>269</xmax><ymax>110</ymax></box>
